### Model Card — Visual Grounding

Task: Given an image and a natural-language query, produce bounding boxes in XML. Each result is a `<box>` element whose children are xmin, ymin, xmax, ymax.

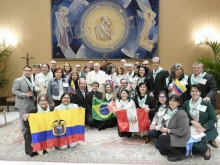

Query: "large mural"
<box><xmin>51</xmin><ymin>0</ymin><xmax>159</xmax><ymax>59</ymax></box>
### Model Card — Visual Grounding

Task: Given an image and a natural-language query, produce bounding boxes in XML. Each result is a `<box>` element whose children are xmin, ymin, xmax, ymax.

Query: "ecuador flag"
<box><xmin>92</xmin><ymin>98</ymin><xmax>115</xmax><ymax>121</ymax></box>
<box><xmin>28</xmin><ymin>108</ymin><xmax>85</xmax><ymax>152</ymax></box>
<box><xmin>173</xmin><ymin>79</ymin><xmax>187</xmax><ymax>96</ymax></box>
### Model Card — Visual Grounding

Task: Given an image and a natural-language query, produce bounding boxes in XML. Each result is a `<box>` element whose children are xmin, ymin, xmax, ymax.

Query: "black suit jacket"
<box><xmin>134</xmin><ymin>95</ymin><xmax>156</xmax><ymax>121</ymax></box>
<box><xmin>152</xmin><ymin>70</ymin><xmax>169</xmax><ymax>100</ymax></box>
<box><xmin>188</xmin><ymin>73</ymin><xmax>217</xmax><ymax>108</ymax></box>
<box><xmin>71</xmin><ymin>88</ymin><xmax>87</xmax><ymax>108</ymax></box>
<box><xmin>85</xmin><ymin>91</ymin><xmax>103</xmax><ymax>114</ymax></box>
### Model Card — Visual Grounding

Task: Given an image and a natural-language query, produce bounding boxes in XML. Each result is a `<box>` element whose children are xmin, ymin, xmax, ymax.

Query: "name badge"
<box><xmin>197</xmin><ymin>104</ymin><xmax>207</xmax><ymax>112</ymax></box>
<box><xmin>63</xmin><ymin>83</ymin><xmax>69</xmax><ymax>87</ymax></box>
<box><xmin>199</xmin><ymin>78</ymin><xmax>207</xmax><ymax>85</ymax></box>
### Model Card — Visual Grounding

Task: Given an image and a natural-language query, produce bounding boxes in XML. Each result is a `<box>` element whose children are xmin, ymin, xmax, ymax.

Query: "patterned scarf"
<box><xmin>138</xmin><ymin>94</ymin><xmax>147</xmax><ymax>108</ymax></box>
<box><xmin>37</xmin><ymin>104</ymin><xmax>50</xmax><ymax>113</ymax></box>
<box><xmin>106</xmin><ymin>93</ymin><xmax>113</xmax><ymax>101</ymax></box>
<box><xmin>59</xmin><ymin>103</ymin><xmax>75</xmax><ymax>110</ymax></box>
<box><xmin>167</xmin><ymin>108</ymin><xmax>178</xmax><ymax>119</ymax></box>
<box><xmin>189</xmin><ymin>97</ymin><xmax>202</xmax><ymax>116</ymax></box>
<box><xmin>153</xmin><ymin>67</ymin><xmax>163</xmax><ymax>81</ymax></box>
<box><xmin>190</xmin><ymin>72</ymin><xmax>206</xmax><ymax>85</ymax></box>
<box><xmin>120</xmin><ymin>100</ymin><xmax>129</xmax><ymax>108</ymax></box>
<box><xmin>23</xmin><ymin>75</ymin><xmax>34</xmax><ymax>91</ymax></box>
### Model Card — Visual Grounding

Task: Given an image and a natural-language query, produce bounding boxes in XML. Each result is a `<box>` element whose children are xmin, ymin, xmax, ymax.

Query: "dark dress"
<box><xmin>85</xmin><ymin>91</ymin><xmax>103</xmax><ymax>127</ymax></box>
<box><xmin>134</xmin><ymin>94</ymin><xmax>156</xmax><ymax>121</ymax></box>
<box><xmin>151</xmin><ymin>69</ymin><xmax>169</xmax><ymax>100</ymax></box>
<box><xmin>184</xmin><ymin>100</ymin><xmax>218</xmax><ymax>154</ymax></box>
<box><xmin>24</xmin><ymin>120</ymin><xmax>37</xmax><ymax>157</ymax></box>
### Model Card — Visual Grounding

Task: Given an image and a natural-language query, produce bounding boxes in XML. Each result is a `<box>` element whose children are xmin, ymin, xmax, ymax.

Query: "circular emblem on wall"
<box><xmin>79</xmin><ymin>0</ymin><xmax>130</xmax><ymax>54</ymax></box>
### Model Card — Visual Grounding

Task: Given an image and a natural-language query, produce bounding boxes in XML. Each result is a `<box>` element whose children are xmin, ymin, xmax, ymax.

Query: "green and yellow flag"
<box><xmin>92</xmin><ymin>97</ymin><xmax>115</xmax><ymax>121</ymax></box>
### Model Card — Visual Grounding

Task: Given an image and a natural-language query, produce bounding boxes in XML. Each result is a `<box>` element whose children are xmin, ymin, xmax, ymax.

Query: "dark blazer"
<box><xmin>152</xmin><ymin>70</ymin><xmax>169</xmax><ymax>100</ymax></box>
<box><xmin>184</xmin><ymin>100</ymin><xmax>218</xmax><ymax>141</ymax></box>
<box><xmin>188</xmin><ymin>73</ymin><xmax>217</xmax><ymax>108</ymax></box>
<box><xmin>161</xmin><ymin>110</ymin><xmax>191</xmax><ymax>147</ymax></box>
<box><xmin>85</xmin><ymin>91</ymin><xmax>103</xmax><ymax>114</ymax></box>
<box><xmin>71</xmin><ymin>88</ymin><xmax>87</xmax><ymax>108</ymax></box>
<box><xmin>134</xmin><ymin>95</ymin><xmax>156</xmax><ymax>121</ymax></box>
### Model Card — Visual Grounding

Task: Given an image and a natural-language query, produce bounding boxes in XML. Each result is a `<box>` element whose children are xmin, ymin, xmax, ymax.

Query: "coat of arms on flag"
<box><xmin>28</xmin><ymin>108</ymin><xmax>85</xmax><ymax>152</ymax></box>
<box><xmin>116</xmin><ymin>108</ymin><xmax>150</xmax><ymax>133</ymax></box>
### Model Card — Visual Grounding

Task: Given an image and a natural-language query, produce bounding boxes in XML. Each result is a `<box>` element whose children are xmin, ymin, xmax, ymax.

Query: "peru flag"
<box><xmin>116</xmin><ymin>108</ymin><xmax>150</xmax><ymax>132</ymax></box>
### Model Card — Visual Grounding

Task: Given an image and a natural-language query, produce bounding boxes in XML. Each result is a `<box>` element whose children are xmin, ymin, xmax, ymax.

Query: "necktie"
<box><xmin>82</xmin><ymin>90</ymin><xmax>85</xmax><ymax>98</ymax></box>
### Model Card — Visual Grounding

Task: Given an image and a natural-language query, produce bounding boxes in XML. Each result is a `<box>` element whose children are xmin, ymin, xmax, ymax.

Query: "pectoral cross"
<box><xmin>21</xmin><ymin>53</ymin><xmax>34</xmax><ymax>66</ymax></box>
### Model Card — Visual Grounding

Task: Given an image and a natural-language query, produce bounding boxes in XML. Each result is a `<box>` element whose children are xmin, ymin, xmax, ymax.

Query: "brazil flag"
<box><xmin>92</xmin><ymin>98</ymin><xmax>115</xmax><ymax>121</ymax></box>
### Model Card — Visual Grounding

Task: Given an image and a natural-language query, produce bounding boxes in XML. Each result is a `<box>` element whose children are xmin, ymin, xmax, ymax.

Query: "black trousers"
<box><xmin>157</xmin><ymin>134</ymin><xmax>183</xmax><ymax>157</ymax></box>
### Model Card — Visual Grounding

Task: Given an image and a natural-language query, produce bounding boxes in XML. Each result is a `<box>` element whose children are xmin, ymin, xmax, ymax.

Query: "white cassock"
<box><xmin>87</xmin><ymin>70</ymin><xmax>106</xmax><ymax>92</ymax></box>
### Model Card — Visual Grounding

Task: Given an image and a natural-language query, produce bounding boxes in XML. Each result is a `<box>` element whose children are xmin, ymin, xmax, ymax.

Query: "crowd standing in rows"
<box><xmin>12</xmin><ymin>57</ymin><xmax>218</xmax><ymax>161</ymax></box>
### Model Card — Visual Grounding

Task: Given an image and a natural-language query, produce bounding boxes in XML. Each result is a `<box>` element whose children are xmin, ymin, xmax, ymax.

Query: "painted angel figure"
<box><xmin>138</xmin><ymin>3</ymin><xmax>156</xmax><ymax>52</ymax></box>
<box><xmin>55</xmin><ymin>6</ymin><xmax>70</xmax><ymax>49</ymax></box>
<box><xmin>95</xmin><ymin>16</ymin><xmax>114</xmax><ymax>41</ymax></box>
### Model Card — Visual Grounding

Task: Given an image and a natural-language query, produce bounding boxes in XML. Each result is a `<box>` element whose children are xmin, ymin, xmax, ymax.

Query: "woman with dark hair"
<box><xmin>83</xmin><ymin>65</ymin><xmax>90</xmax><ymax>79</ymax></box>
<box><xmin>115</xmin><ymin>88</ymin><xmax>136</xmax><ymax>137</ymax></box>
<box><xmin>63</xmin><ymin>62</ymin><xmax>72</xmax><ymax>79</ymax></box>
<box><xmin>184</xmin><ymin>84</ymin><xmax>218</xmax><ymax>160</ymax></box>
<box><xmin>134</xmin><ymin>82</ymin><xmax>156</xmax><ymax>142</ymax></box>
<box><xmin>106</xmin><ymin>64</ymin><xmax>117</xmax><ymax>87</ymax></box>
<box><xmin>136</xmin><ymin>66</ymin><xmax>153</xmax><ymax>94</ymax></box>
<box><xmin>165</xmin><ymin>64</ymin><xmax>188</xmax><ymax>103</ymax></box>
<box><xmin>68</xmin><ymin>70</ymin><xmax>79</xmax><ymax>95</ymax></box>
<box><xmin>156</xmin><ymin>94</ymin><xmax>190</xmax><ymax>162</ymax></box>
<box><xmin>148</xmin><ymin>91</ymin><xmax>169</xmax><ymax>142</ymax></box>
<box><xmin>47</xmin><ymin>68</ymin><xmax>69</xmax><ymax>109</ymax></box>
<box><xmin>112</xmin><ymin>66</ymin><xmax>127</xmax><ymax>89</ymax></box>
<box><xmin>23</xmin><ymin>94</ymin><xmax>54</xmax><ymax>157</ymax></box>
<box><xmin>35</xmin><ymin>63</ymin><xmax>53</xmax><ymax>96</ymax></box>
<box><xmin>32</xmin><ymin>64</ymin><xmax>41</xmax><ymax>81</ymax></box>
<box><xmin>54</xmin><ymin>93</ymin><xmax>79</xmax><ymax>150</ymax></box>
<box><xmin>96</xmin><ymin>83</ymin><xmax>117</xmax><ymax>131</ymax></box>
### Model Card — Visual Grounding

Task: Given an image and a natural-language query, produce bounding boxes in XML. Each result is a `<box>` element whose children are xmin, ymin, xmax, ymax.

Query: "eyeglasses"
<box><xmin>143</xmin><ymin>63</ymin><xmax>149</xmax><ymax>65</ymax></box>
<box><xmin>159</xmin><ymin>96</ymin><xmax>166</xmax><ymax>99</ymax></box>
<box><xmin>39</xmin><ymin>100</ymin><xmax>47</xmax><ymax>102</ymax></box>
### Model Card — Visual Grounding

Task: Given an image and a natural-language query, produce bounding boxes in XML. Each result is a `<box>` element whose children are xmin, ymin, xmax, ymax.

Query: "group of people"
<box><xmin>12</xmin><ymin>57</ymin><xmax>218</xmax><ymax>161</ymax></box>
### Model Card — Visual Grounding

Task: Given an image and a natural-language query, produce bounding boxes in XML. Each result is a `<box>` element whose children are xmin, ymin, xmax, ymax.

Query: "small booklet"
<box><xmin>190</xmin><ymin>126</ymin><xmax>206</xmax><ymax>139</ymax></box>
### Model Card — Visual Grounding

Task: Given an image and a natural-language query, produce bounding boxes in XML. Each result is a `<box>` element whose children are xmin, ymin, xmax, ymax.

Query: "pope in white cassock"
<box><xmin>86</xmin><ymin>63</ymin><xmax>106</xmax><ymax>92</ymax></box>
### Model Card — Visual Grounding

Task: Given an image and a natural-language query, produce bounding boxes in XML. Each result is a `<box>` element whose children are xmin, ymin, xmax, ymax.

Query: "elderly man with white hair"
<box><xmin>86</xmin><ymin>63</ymin><xmax>106</xmax><ymax>92</ymax></box>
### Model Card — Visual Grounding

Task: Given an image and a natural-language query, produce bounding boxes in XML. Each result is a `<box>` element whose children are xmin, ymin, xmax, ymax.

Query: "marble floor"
<box><xmin>0</xmin><ymin>106</ymin><xmax>220</xmax><ymax>165</ymax></box>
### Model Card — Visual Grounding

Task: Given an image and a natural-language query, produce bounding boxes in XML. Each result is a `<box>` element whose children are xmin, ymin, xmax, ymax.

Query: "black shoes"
<box><xmin>204</xmin><ymin>147</ymin><xmax>211</xmax><ymax>160</ymax></box>
<box><xmin>167</xmin><ymin>155</ymin><xmax>183</xmax><ymax>162</ymax></box>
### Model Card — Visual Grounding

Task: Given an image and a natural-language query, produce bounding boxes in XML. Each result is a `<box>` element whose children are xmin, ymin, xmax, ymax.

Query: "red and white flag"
<box><xmin>116</xmin><ymin>108</ymin><xmax>150</xmax><ymax>132</ymax></box>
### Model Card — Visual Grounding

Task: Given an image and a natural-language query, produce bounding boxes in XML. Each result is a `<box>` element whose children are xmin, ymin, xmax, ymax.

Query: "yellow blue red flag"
<box><xmin>173</xmin><ymin>79</ymin><xmax>187</xmax><ymax>96</ymax></box>
<box><xmin>28</xmin><ymin>108</ymin><xmax>85</xmax><ymax>152</ymax></box>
